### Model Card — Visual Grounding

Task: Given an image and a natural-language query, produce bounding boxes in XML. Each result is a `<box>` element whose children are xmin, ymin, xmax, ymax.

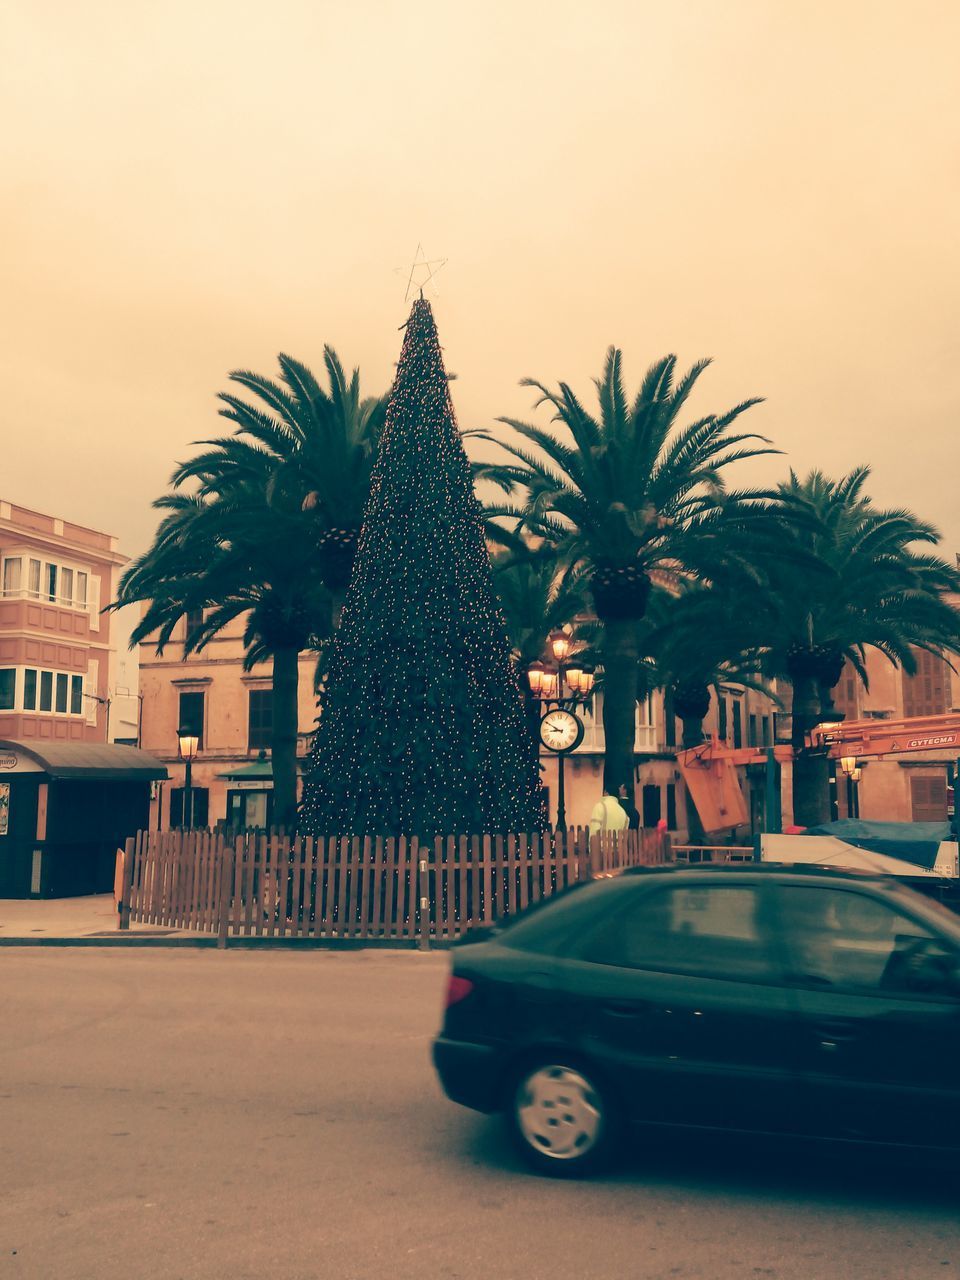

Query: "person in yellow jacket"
<box><xmin>588</xmin><ymin>791</ymin><xmax>629</xmax><ymax>836</ymax></box>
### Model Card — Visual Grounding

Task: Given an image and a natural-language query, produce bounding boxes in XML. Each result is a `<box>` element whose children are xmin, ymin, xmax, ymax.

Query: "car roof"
<box><xmin>619</xmin><ymin>861</ymin><xmax>895</xmax><ymax>888</ymax></box>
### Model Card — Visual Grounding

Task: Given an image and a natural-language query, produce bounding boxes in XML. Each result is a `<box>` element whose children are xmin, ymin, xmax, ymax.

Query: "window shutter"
<box><xmin>88</xmin><ymin>575</ymin><xmax>102</xmax><ymax>632</ymax></box>
<box><xmin>84</xmin><ymin>658</ymin><xmax>100</xmax><ymax>726</ymax></box>
<box><xmin>910</xmin><ymin>775</ymin><xmax>948</xmax><ymax>822</ymax></box>
<box><xmin>903</xmin><ymin>649</ymin><xmax>949</xmax><ymax>718</ymax></box>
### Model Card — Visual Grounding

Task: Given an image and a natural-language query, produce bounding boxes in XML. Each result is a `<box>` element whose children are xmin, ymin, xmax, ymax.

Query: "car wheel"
<box><xmin>509</xmin><ymin>1059</ymin><xmax>620</xmax><ymax>1177</ymax></box>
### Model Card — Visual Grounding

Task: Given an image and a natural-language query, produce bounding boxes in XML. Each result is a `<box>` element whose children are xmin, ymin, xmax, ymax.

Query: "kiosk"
<box><xmin>0</xmin><ymin>739</ymin><xmax>167</xmax><ymax>897</ymax></box>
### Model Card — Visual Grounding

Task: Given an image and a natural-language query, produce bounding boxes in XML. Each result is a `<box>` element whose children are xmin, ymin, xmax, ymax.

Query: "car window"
<box><xmin>574</xmin><ymin>884</ymin><xmax>780</xmax><ymax>984</ymax></box>
<box><xmin>502</xmin><ymin>879</ymin><xmax>630</xmax><ymax>955</ymax></box>
<box><xmin>774</xmin><ymin>885</ymin><xmax>960</xmax><ymax>998</ymax></box>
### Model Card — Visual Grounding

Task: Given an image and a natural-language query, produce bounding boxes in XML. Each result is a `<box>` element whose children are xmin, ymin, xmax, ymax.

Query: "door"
<box><xmin>772</xmin><ymin>883</ymin><xmax>960</xmax><ymax>1149</ymax></box>
<box><xmin>559</xmin><ymin>880</ymin><xmax>803</xmax><ymax>1135</ymax></box>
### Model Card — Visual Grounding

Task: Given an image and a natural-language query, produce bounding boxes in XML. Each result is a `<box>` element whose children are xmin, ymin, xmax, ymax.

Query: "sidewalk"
<box><xmin>0</xmin><ymin>895</ymin><xmax>215</xmax><ymax>947</ymax></box>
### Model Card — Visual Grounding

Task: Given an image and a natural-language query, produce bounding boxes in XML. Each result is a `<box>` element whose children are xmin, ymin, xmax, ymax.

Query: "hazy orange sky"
<box><xmin>3</xmin><ymin>0</ymin><xmax>958</xmax><ymax>562</ymax></box>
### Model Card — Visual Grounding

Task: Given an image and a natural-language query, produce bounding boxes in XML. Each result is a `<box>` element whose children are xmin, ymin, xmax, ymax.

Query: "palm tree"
<box><xmin>112</xmin><ymin>351</ymin><xmax>387</xmax><ymax>829</ymax></box>
<box><xmin>223</xmin><ymin>350</ymin><xmax>388</xmax><ymax>623</ymax></box>
<box><xmin>645</xmin><ymin>582</ymin><xmax>774</xmax><ymax>750</ymax></box>
<box><xmin>470</xmin><ymin>349</ymin><xmax>774</xmax><ymax>794</ymax></box>
<box><xmin>761</xmin><ymin>467</ymin><xmax>960</xmax><ymax>827</ymax></box>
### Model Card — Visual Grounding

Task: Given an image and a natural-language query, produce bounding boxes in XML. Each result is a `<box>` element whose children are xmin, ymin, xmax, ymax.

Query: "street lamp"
<box><xmin>527</xmin><ymin>642</ymin><xmax>593</xmax><ymax>830</ymax></box>
<box><xmin>526</xmin><ymin>660</ymin><xmax>546</xmax><ymax>696</ymax></box>
<box><xmin>840</xmin><ymin>759</ymin><xmax>862</xmax><ymax>818</ymax></box>
<box><xmin>549</xmin><ymin>629</ymin><xmax>572</xmax><ymax>663</ymax></box>
<box><xmin>177</xmin><ymin>724</ymin><xmax>200</xmax><ymax>828</ymax></box>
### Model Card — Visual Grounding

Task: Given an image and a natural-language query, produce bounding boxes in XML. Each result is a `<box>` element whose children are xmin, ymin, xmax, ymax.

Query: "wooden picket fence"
<box><xmin>118</xmin><ymin>827</ymin><xmax>670</xmax><ymax>947</ymax></box>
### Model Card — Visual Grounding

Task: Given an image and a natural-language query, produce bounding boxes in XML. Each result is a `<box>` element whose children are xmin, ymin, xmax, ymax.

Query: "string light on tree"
<box><xmin>301</xmin><ymin>296</ymin><xmax>546</xmax><ymax>838</ymax></box>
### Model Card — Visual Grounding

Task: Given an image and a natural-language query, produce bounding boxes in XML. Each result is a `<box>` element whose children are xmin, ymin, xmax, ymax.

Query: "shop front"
<box><xmin>220</xmin><ymin>759</ymin><xmax>275</xmax><ymax>831</ymax></box>
<box><xmin>0</xmin><ymin>739</ymin><xmax>167</xmax><ymax>897</ymax></box>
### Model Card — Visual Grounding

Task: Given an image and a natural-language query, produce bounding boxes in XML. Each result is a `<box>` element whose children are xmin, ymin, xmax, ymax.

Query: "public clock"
<box><xmin>539</xmin><ymin>708</ymin><xmax>584</xmax><ymax>754</ymax></box>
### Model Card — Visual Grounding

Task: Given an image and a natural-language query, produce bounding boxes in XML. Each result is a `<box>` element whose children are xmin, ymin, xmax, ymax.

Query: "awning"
<box><xmin>0</xmin><ymin>739</ymin><xmax>168</xmax><ymax>782</ymax></box>
<box><xmin>217</xmin><ymin>759</ymin><xmax>306</xmax><ymax>782</ymax></box>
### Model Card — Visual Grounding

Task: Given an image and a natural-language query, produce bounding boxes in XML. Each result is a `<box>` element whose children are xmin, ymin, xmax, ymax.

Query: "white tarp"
<box><xmin>761</xmin><ymin>834</ymin><xmax>960</xmax><ymax>879</ymax></box>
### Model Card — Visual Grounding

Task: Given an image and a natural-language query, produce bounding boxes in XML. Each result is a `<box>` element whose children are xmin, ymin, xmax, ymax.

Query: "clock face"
<box><xmin>539</xmin><ymin>709</ymin><xmax>584</xmax><ymax>753</ymax></box>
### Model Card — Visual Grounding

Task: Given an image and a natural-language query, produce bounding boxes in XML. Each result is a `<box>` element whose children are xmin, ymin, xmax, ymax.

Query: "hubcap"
<box><xmin>515</xmin><ymin>1065</ymin><xmax>602</xmax><ymax>1160</ymax></box>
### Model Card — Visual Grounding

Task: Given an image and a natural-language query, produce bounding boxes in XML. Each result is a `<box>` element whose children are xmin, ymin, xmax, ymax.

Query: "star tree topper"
<box><xmin>398</xmin><ymin>242</ymin><xmax>447</xmax><ymax>301</ymax></box>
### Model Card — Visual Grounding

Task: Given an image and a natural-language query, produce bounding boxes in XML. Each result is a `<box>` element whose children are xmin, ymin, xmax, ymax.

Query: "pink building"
<box><xmin>0</xmin><ymin>501</ymin><xmax>123</xmax><ymax>744</ymax></box>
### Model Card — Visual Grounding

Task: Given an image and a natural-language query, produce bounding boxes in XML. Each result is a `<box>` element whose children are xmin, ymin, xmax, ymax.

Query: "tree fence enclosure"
<box><xmin>117</xmin><ymin>827</ymin><xmax>727</xmax><ymax>947</ymax></box>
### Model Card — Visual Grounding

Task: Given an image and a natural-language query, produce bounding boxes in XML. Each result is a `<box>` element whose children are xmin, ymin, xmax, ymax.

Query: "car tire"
<box><xmin>507</xmin><ymin>1056</ymin><xmax>622</xmax><ymax>1177</ymax></box>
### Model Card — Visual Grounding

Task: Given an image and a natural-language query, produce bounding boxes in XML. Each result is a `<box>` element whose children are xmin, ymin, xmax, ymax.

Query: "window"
<box><xmin>185</xmin><ymin>609</ymin><xmax>204</xmax><ymax>640</ymax></box>
<box><xmin>833</xmin><ymin>661</ymin><xmax>860</xmax><ymax>719</ymax></box>
<box><xmin>178</xmin><ymin>691</ymin><xmax>205</xmax><ymax>747</ymax></box>
<box><xmin>775</xmin><ymin>886</ymin><xmax>957</xmax><ymax>998</ymax></box>
<box><xmin>11</xmin><ymin>666</ymin><xmax>85</xmax><ymax>716</ymax></box>
<box><xmin>732</xmin><ymin>700</ymin><xmax>743</xmax><ymax>749</ymax></box>
<box><xmin>2</xmin><ymin>558</ymin><xmax>21</xmax><ymax>595</ymax></box>
<box><xmin>248</xmin><ymin>688</ymin><xmax>273</xmax><ymax>751</ymax></box>
<box><xmin>911</xmin><ymin>775</ymin><xmax>948</xmax><ymax>823</ymax></box>
<box><xmin>903</xmin><ymin>649</ymin><xmax>951</xmax><ymax>718</ymax></box>
<box><xmin>578</xmin><ymin>884</ymin><xmax>776</xmax><ymax>983</ymax></box>
<box><xmin>169</xmin><ymin>787</ymin><xmax>209</xmax><ymax>828</ymax></box>
<box><xmin>1</xmin><ymin>556</ymin><xmax>90</xmax><ymax>609</ymax></box>
<box><xmin>641</xmin><ymin>784</ymin><xmax>661</xmax><ymax>828</ymax></box>
<box><xmin>761</xmin><ymin>716</ymin><xmax>771</xmax><ymax>747</ymax></box>
<box><xmin>664</xmin><ymin>691</ymin><xmax>676</xmax><ymax>748</ymax></box>
<box><xmin>748</xmin><ymin>713</ymin><xmax>758</xmax><ymax>747</ymax></box>
<box><xmin>0</xmin><ymin>670</ymin><xmax>14</xmax><ymax>711</ymax></box>
<box><xmin>666</xmin><ymin>783</ymin><xmax>677</xmax><ymax>831</ymax></box>
<box><xmin>718</xmin><ymin>697</ymin><xmax>728</xmax><ymax>742</ymax></box>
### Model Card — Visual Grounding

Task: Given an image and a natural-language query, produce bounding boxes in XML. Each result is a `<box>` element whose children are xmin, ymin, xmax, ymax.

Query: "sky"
<box><xmin>2</xmin><ymin>0</ymin><xmax>958</xmax><ymax>564</ymax></box>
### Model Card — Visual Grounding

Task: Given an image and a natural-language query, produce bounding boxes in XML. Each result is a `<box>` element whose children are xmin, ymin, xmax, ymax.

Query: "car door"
<box><xmin>771</xmin><ymin>882</ymin><xmax>960</xmax><ymax>1149</ymax></box>
<box><xmin>554</xmin><ymin>878</ymin><xmax>806</xmax><ymax>1136</ymax></box>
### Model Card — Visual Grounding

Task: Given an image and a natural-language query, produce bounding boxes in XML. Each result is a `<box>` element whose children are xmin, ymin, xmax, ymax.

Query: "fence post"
<box><xmin>217</xmin><ymin>839</ymin><xmax>235</xmax><ymax>949</ymax></box>
<box><xmin>417</xmin><ymin>839</ymin><xmax>430</xmax><ymax>951</ymax></box>
<box><xmin>118</xmin><ymin>836</ymin><xmax>135</xmax><ymax>931</ymax></box>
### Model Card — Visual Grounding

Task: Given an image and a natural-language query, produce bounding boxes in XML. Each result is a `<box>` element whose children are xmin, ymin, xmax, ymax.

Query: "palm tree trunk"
<box><xmin>601</xmin><ymin>618</ymin><xmax>639</xmax><ymax>794</ymax></box>
<box><xmin>681</xmin><ymin>717</ymin><xmax>705</xmax><ymax>750</ymax></box>
<box><xmin>790</xmin><ymin>674</ymin><xmax>830</xmax><ymax>828</ymax></box>
<box><xmin>271</xmin><ymin>646</ymin><xmax>300</xmax><ymax>832</ymax></box>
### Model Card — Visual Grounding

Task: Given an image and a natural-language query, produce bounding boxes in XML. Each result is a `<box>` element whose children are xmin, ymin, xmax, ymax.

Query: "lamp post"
<box><xmin>839</xmin><ymin>755</ymin><xmax>860</xmax><ymax>819</ymax></box>
<box><xmin>527</xmin><ymin>630</ymin><xmax>594</xmax><ymax>829</ymax></box>
<box><xmin>177</xmin><ymin>724</ymin><xmax>200</xmax><ymax>828</ymax></box>
<box><xmin>811</xmin><ymin>709</ymin><xmax>846</xmax><ymax>823</ymax></box>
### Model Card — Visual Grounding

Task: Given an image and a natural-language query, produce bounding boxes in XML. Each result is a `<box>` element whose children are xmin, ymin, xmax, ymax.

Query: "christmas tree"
<box><xmin>300</xmin><ymin>297</ymin><xmax>546</xmax><ymax>837</ymax></box>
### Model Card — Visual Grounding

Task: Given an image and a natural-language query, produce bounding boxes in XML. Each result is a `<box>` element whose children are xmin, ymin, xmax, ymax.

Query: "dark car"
<box><xmin>431</xmin><ymin>864</ymin><xmax>960</xmax><ymax>1176</ymax></box>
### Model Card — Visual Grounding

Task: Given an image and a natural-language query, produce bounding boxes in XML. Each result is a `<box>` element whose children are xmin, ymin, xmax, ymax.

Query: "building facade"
<box><xmin>139</xmin><ymin>609</ymin><xmax>957</xmax><ymax>837</ymax></box>
<box><xmin>0</xmin><ymin>501</ymin><xmax>125</xmax><ymax>745</ymax></box>
<box><xmin>830</xmin><ymin>645</ymin><xmax>958</xmax><ymax>824</ymax></box>
<box><xmin>138</xmin><ymin>616</ymin><xmax>320</xmax><ymax>830</ymax></box>
<box><xmin>540</xmin><ymin>682</ymin><xmax>782</xmax><ymax>839</ymax></box>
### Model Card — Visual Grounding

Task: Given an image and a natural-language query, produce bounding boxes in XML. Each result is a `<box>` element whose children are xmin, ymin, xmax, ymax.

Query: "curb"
<box><xmin>0</xmin><ymin>935</ymin><xmax>452</xmax><ymax>951</ymax></box>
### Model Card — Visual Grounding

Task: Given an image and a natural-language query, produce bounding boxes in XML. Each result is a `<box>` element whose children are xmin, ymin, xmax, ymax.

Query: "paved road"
<box><xmin>1</xmin><ymin>949</ymin><xmax>958</xmax><ymax>1280</ymax></box>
